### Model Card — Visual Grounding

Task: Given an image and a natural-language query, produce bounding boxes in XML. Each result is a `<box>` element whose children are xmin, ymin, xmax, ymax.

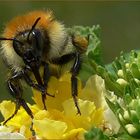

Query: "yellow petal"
<box><xmin>34</xmin><ymin>109</ymin><xmax>76</xmax><ymax>132</ymax></box>
<box><xmin>91</xmin><ymin>108</ymin><xmax>104</xmax><ymax>126</ymax></box>
<box><xmin>0</xmin><ymin>101</ymin><xmax>15</xmax><ymax>120</ymax></box>
<box><xmin>62</xmin><ymin>98</ymin><xmax>100</xmax><ymax>130</ymax></box>
<box><xmin>59</xmin><ymin>72</ymin><xmax>71</xmax><ymax>82</ymax></box>
<box><xmin>63</xmin><ymin>98</ymin><xmax>95</xmax><ymax>117</ymax></box>
<box><xmin>80</xmin><ymin>75</ymin><xmax>105</xmax><ymax>108</ymax></box>
<box><xmin>32</xmin><ymin>76</ymin><xmax>71</xmax><ymax>111</ymax></box>
<box><xmin>63</xmin><ymin>128</ymin><xmax>85</xmax><ymax>140</ymax></box>
<box><xmin>32</xmin><ymin>91</ymin><xmax>44</xmax><ymax>109</ymax></box>
<box><xmin>34</xmin><ymin>118</ymin><xmax>67</xmax><ymax>139</ymax></box>
<box><xmin>34</xmin><ymin>110</ymin><xmax>49</xmax><ymax>120</ymax></box>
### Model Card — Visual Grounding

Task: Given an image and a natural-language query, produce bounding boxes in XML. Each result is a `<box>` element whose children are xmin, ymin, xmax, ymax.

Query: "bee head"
<box><xmin>0</xmin><ymin>17</ymin><xmax>44</xmax><ymax>68</ymax></box>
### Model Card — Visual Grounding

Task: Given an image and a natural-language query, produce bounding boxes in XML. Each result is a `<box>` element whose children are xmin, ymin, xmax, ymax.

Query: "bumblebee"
<box><xmin>0</xmin><ymin>10</ymin><xmax>88</xmax><ymax>134</ymax></box>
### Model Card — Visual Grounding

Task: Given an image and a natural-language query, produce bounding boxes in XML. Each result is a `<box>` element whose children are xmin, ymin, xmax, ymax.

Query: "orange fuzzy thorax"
<box><xmin>3</xmin><ymin>10</ymin><xmax>54</xmax><ymax>39</ymax></box>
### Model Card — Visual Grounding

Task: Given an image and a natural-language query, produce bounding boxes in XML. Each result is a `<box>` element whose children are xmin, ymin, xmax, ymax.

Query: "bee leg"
<box><xmin>41</xmin><ymin>62</ymin><xmax>55</xmax><ymax>109</ymax></box>
<box><xmin>23</xmin><ymin>66</ymin><xmax>43</xmax><ymax>91</ymax></box>
<box><xmin>70</xmin><ymin>52</ymin><xmax>81</xmax><ymax>115</ymax></box>
<box><xmin>43</xmin><ymin>62</ymin><xmax>55</xmax><ymax>96</ymax></box>
<box><xmin>23</xmin><ymin>65</ymin><xmax>54</xmax><ymax>110</ymax></box>
<box><xmin>23</xmin><ymin>67</ymin><xmax>47</xmax><ymax>110</ymax></box>
<box><xmin>3</xmin><ymin>72</ymin><xmax>23</xmax><ymax>125</ymax></box>
<box><xmin>5</xmin><ymin>73</ymin><xmax>35</xmax><ymax>136</ymax></box>
<box><xmin>42</xmin><ymin>62</ymin><xmax>50</xmax><ymax>89</ymax></box>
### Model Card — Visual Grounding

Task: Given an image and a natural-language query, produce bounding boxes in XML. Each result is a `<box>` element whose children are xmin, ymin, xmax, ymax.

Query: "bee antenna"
<box><xmin>0</xmin><ymin>37</ymin><xmax>23</xmax><ymax>45</ymax></box>
<box><xmin>27</xmin><ymin>17</ymin><xmax>41</xmax><ymax>42</ymax></box>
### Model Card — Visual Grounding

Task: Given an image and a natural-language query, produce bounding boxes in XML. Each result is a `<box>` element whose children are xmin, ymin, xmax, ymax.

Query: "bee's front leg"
<box><xmin>5</xmin><ymin>72</ymin><xmax>35</xmax><ymax>136</ymax></box>
<box><xmin>23</xmin><ymin>65</ymin><xmax>54</xmax><ymax>110</ymax></box>
<box><xmin>71</xmin><ymin>52</ymin><xmax>81</xmax><ymax>115</ymax></box>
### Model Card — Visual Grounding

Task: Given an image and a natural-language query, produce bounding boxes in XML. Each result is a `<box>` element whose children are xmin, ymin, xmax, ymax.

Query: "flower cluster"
<box><xmin>0</xmin><ymin>73</ymin><xmax>110</xmax><ymax>139</ymax></box>
<box><xmin>91</xmin><ymin>51</ymin><xmax>140</xmax><ymax>139</ymax></box>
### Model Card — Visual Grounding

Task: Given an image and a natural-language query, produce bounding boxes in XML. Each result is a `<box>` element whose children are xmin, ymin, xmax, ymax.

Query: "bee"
<box><xmin>0</xmin><ymin>10</ymin><xmax>88</xmax><ymax>135</ymax></box>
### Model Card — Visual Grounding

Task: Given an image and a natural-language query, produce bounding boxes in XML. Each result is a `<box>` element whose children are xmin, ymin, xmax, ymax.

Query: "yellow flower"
<box><xmin>0</xmin><ymin>73</ymin><xmax>106</xmax><ymax>139</ymax></box>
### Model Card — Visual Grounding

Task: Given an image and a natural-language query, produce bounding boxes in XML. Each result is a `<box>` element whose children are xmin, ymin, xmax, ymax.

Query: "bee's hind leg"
<box><xmin>70</xmin><ymin>52</ymin><xmax>81</xmax><ymax>115</ymax></box>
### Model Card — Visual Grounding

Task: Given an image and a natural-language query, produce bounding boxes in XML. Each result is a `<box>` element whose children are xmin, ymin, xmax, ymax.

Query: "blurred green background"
<box><xmin>0</xmin><ymin>1</ymin><xmax>140</xmax><ymax>102</ymax></box>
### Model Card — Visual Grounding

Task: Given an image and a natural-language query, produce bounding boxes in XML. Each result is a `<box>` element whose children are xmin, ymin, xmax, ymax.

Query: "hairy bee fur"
<box><xmin>1</xmin><ymin>10</ymin><xmax>75</xmax><ymax>73</ymax></box>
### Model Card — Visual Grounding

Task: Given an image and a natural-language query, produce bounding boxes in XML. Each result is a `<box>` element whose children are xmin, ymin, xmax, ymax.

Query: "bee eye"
<box><xmin>13</xmin><ymin>39</ymin><xmax>24</xmax><ymax>56</ymax></box>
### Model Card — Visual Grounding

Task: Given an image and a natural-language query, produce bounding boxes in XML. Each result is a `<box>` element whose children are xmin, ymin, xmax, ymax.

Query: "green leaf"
<box><xmin>84</xmin><ymin>127</ymin><xmax>110</xmax><ymax>140</ymax></box>
<box><xmin>131</xmin><ymin>63</ymin><xmax>140</xmax><ymax>79</ymax></box>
